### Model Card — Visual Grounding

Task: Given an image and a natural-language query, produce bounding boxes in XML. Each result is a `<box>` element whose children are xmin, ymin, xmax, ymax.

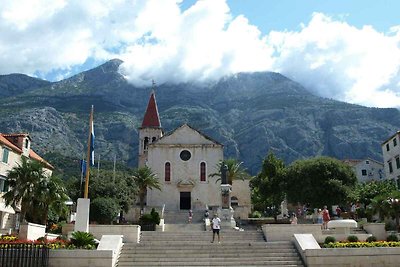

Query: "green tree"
<box><xmin>90</xmin><ymin>197</ymin><xmax>120</xmax><ymax>224</ymax></box>
<box><xmin>285</xmin><ymin>156</ymin><xmax>357</xmax><ymax>209</ymax></box>
<box><xmin>350</xmin><ymin>180</ymin><xmax>396</xmax><ymax>207</ymax></box>
<box><xmin>4</xmin><ymin>158</ymin><xmax>47</xmax><ymax>223</ymax></box>
<box><xmin>29</xmin><ymin>174</ymin><xmax>69</xmax><ymax>225</ymax></box>
<box><xmin>132</xmin><ymin>166</ymin><xmax>161</xmax><ymax>211</ymax></box>
<box><xmin>67</xmin><ymin>168</ymin><xmax>138</xmax><ymax>221</ymax></box>
<box><xmin>4</xmin><ymin>158</ymin><xmax>68</xmax><ymax>225</ymax></box>
<box><xmin>250</xmin><ymin>152</ymin><xmax>286</xmax><ymax>220</ymax></box>
<box><xmin>370</xmin><ymin>190</ymin><xmax>400</xmax><ymax>230</ymax></box>
<box><xmin>209</xmin><ymin>158</ymin><xmax>250</xmax><ymax>185</ymax></box>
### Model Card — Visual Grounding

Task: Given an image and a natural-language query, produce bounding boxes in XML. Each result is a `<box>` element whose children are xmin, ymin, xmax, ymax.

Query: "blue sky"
<box><xmin>0</xmin><ymin>0</ymin><xmax>399</xmax><ymax>107</ymax></box>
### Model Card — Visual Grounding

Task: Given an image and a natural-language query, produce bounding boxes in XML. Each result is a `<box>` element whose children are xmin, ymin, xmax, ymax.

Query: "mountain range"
<box><xmin>1</xmin><ymin>59</ymin><xmax>399</xmax><ymax>174</ymax></box>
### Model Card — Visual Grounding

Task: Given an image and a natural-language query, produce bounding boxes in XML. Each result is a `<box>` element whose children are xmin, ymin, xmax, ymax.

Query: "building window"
<box><xmin>361</xmin><ymin>169</ymin><xmax>367</xmax><ymax>176</ymax></box>
<box><xmin>396</xmin><ymin>157</ymin><xmax>400</xmax><ymax>169</ymax></box>
<box><xmin>365</xmin><ymin>160</ymin><xmax>369</xmax><ymax>164</ymax></box>
<box><xmin>200</xmin><ymin>162</ymin><xmax>206</xmax><ymax>182</ymax></box>
<box><xmin>394</xmin><ymin>138</ymin><xmax>398</xmax><ymax>147</ymax></box>
<box><xmin>0</xmin><ymin>177</ymin><xmax>9</xmax><ymax>193</ymax></box>
<box><xmin>389</xmin><ymin>161</ymin><xmax>393</xmax><ymax>173</ymax></box>
<box><xmin>2</xmin><ymin>148</ymin><xmax>9</xmax><ymax>163</ymax></box>
<box><xmin>152</xmin><ymin>137</ymin><xmax>156</xmax><ymax>143</ymax></box>
<box><xmin>144</xmin><ymin>137</ymin><xmax>149</xmax><ymax>151</ymax></box>
<box><xmin>386</xmin><ymin>143</ymin><xmax>390</xmax><ymax>151</ymax></box>
<box><xmin>165</xmin><ymin>162</ymin><xmax>171</xmax><ymax>182</ymax></box>
<box><xmin>25</xmin><ymin>139</ymin><xmax>29</xmax><ymax>149</ymax></box>
<box><xmin>180</xmin><ymin>150</ymin><xmax>191</xmax><ymax>161</ymax></box>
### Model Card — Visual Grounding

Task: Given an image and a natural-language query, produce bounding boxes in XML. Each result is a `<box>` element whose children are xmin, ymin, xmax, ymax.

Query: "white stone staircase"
<box><xmin>117</xmin><ymin>225</ymin><xmax>304</xmax><ymax>266</ymax></box>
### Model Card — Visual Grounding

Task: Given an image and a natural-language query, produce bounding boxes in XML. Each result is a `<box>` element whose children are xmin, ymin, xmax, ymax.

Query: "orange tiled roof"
<box><xmin>0</xmin><ymin>134</ymin><xmax>22</xmax><ymax>153</ymax></box>
<box><xmin>0</xmin><ymin>133</ymin><xmax>53</xmax><ymax>170</ymax></box>
<box><xmin>29</xmin><ymin>149</ymin><xmax>54</xmax><ymax>170</ymax></box>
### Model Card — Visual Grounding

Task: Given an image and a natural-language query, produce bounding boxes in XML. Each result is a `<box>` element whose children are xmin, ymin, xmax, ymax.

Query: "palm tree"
<box><xmin>3</xmin><ymin>157</ymin><xmax>46</xmax><ymax>223</ymax></box>
<box><xmin>31</xmin><ymin>174</ymin><xmax>69</xmax><ymax>225</ymax></box>
<box><xmin>132</xmin><ymin>166</ymin><xmax>161</xmax><ymax>211</ymax></box>
<box><xmin>209</xmin><ymin>158</ymin><xmax>250</xmax><ymax>185</ymax></box>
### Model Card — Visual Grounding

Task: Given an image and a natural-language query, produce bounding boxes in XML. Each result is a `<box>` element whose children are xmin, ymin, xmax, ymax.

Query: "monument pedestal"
<box><xmin>74</xmin><ymin>198</ymin><xmax>90</xmax><ymax>232</ymax></box>
<box><xmin>219</xmin><ymin>207</ymin><xmax>236</xmax><ymax>228</ymax></box>
<box><xmin>220</xmin><ymin>184</ymin><xmax>236</xmax><ymax>228</ymax></box>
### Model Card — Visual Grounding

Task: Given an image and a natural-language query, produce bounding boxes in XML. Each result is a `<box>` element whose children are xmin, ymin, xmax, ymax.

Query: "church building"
<box><xmin>138</xmin><ymin>91</ymin><xmax>251</xmax><ymax>217</ymax></box>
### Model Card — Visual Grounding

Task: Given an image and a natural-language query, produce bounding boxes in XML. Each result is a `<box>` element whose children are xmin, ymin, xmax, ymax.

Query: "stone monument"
<box><xmin>219</xmin><ymin>163</ymin><xmax>236</xmax><ymax>228</ymax></box>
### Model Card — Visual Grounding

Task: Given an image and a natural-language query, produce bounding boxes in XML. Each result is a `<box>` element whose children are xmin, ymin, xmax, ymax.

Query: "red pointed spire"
<box><xmin>141</xmin><ymin>91</ymin><xmax>161</xmax><ymax>128</ymax></box>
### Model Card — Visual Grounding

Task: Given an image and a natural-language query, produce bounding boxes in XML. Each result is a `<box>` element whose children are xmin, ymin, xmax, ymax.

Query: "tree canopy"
<box><xmin>4</xmin><ymin>158</ymin><xmax>68</xmax><ymax>224</ymax></box>
<box><xmin>285</xmin><ymin>156</ymin><xmax>357</xmax><ymax>209</ymax></box>
<box><xmin>250</xmin><ymin>152</ymin><xmax>286</xmax><ymax>219</ymax></box>
<box><xmin>350</xmin><ymin>180</ymin><xmax>396</xmax><ymax>206</ymax></box>
<box><xmin>132</xmin><ymin>166</ymin><xmax>161</xmax><ymax>211</ymax></box>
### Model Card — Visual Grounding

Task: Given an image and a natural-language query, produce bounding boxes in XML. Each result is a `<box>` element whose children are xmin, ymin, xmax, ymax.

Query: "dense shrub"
<box><xmin>387</xmin><ymin>234</ymin><xmax>399</xmax><ymax>242</ymax></box>
<box><xmin>324</xmin><ymin>236</ymin><xmax>336</xmax><ymax>244</ymax></box>
<box><xmin>366</xmin><ymin>236</ymin><xmax>377</xmax><ymax>242</ymax></box>
<box><xmin>70</xmin><ymin>231</ymin><xmax>97</xmax><ymax>249</ymax></box>
<box><xmin>150</xmin><ymin>208</ymin><xmax>160</xmax><ymax>225</ymax></box>
<box><xmin>89</xmin><ymin>197</ymin><xmax>119</xmax><ymax>224</ymax></box>
<box><xmin>249</xmin><ymin>211</ymin><xmax>262</xmax><ymax>218</ymax></box>
<box><xmin>140</xmin><ymin>208</ymin><xmax>161</xmax><ymax>225</ymax></box>
<box><xmin>385</xmin><ymin>221</ymin><xmax>397</xmax><ymax>231</ymax></box>
<box><xmin>347</xmin><ymin>235</ymin><xmax>359</xmax><ymax>242</ymax></box>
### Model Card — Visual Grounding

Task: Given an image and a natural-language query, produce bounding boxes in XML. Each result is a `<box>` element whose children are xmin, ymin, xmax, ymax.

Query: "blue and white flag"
<box><xmin>90</xmin><ymin>120</ymin><xmax>95</xmax><ymax>166</ymax></box>
<box><xmin>80</xmin><ymin>159</ymin><xmax>87</xmax><ymax>175</ymax></box>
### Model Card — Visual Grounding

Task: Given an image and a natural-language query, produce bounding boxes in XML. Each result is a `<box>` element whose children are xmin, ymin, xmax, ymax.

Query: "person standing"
<box><xmin>322</xmin><ymin>206</ymin><xmax>330</xmax><ymax>230</ymax></box>
<box><xmin>188</xmin><ymin>210</ymin><xmax>193</xmax><ymax>223</ymax></box>
<box><xmin>211</xmin><ymin>213</ymin><xmax>221</xmax><ymax>243</ymax></box>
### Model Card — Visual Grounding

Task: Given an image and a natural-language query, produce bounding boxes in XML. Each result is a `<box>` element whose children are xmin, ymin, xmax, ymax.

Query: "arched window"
<box><xmin>144</xmin><ymin>137</ymin><xmax>149</xmax><ymax>151</ymax></box>
<box><xmin>200</xmin><ymin>162</ymin><xmax>206</xmax><ymax>182</ymax></box>
<box><xmin>152</xmin><ymin>137</ymin><xmax>157</xmax><ymax>143</ymax></box>
<box><xmin>165</xmin><ymin>162</ymin><xmax>171</xmax><ymax>182</ymax></box>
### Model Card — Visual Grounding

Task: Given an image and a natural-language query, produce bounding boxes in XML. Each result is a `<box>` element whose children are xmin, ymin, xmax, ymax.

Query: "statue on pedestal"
<box><xmin>220</xmin><ymin>163</ymin><xmax>228</xmax><ymax>185</ymax></box>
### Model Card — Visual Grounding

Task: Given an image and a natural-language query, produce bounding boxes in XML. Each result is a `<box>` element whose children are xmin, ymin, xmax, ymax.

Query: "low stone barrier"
<box><xmin>293</xmin><ymin>233</ymin><xmax>400</xmax><ymax>267</ymax></box>
<box><xmin>49</xmin><ymin>249</ymin><xmax>113</xmax><ymax>267</ymax></box>
<box><xmin>262</xmin><ymin>224</ymin><xmax>321</xmax><ymax>241</ymax></box>
<box><xmin>89</xmin><ymin>225</ymin><xmax>140</xmax><ymax>243</ymax></box>
<box><xmin>363</xmin><ymin>223</ymin><xmax>386</xmax><ymax>240</ymax></box>
<box><xmin>62</xmin><ymin>224</ymin><xmax>141</xmax><ymax>243</ymax></box>
<box><xmin>19</xmin><ymin>223</ymin><xmax>46</xmax><ymax>240</ymax></box>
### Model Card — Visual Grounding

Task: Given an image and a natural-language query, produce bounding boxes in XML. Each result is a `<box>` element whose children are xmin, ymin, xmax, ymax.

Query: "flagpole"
<box><xmin>84</xmin><ymin>105</ymin><xmax>94</xmax><ymax>199</ymax></box>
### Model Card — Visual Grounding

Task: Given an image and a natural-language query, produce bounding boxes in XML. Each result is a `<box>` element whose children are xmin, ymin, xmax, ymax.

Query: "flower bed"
<box><xmin>324</xmin><ymin>241</ymin><xmax>400</xmax><ymax>248</ymax></box>
<box><xmin>0</xmin><ymin>235</ymin><xmax>70</xmax><ymax>249</ymax></box>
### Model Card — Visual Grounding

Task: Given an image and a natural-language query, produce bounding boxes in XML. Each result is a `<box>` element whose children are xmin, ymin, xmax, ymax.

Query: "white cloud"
<box><xmin>0</xmin><ymin>1</ymin><xmax>400</xmax><ymax>108</ymax></box>
<box><xmin>269</xmin><ymin>13</ymin><xmax>400</xmax><ymax>108</ymax></box>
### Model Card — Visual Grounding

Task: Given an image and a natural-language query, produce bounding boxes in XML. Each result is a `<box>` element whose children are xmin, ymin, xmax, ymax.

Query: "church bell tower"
<box><xmin>138</xmin><ymin>89</ymin><xmax>163</xmax><ymax>167</ymax></box>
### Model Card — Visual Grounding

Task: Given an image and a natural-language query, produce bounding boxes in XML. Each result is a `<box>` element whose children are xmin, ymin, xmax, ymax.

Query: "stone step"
<box><xmin>120</xmin><ymin>252</ymin><xmax>299</xmax><ymax>258</ymax></box>
<box><xmin>119</xmin><ymin>256</ymin><xmax>299</xmax><ymax>263</ymax></box>
<box><xmin>117</xmin><ymin>260</ymin><xmax>303</xmax><ymax>266</ymax></box>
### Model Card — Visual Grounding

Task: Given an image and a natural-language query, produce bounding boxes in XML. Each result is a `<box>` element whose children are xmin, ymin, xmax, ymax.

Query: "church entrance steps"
<box><xmin>163</xmin><ymin>210</ymin><xmax>205</xmax><ymax>224</ymax></box>
<box><xmin>116</xmin><ymin>229</ymin><xmax>304</xmax><ymax>267</ymax></box>
<box><xmin>164</xmin><ymin>223</ymin><xmax>205</xmax><ymax>231</ymax></box>
<box><xmin>140</xmin><ymin>230</ymin><xmax>265</xmax><ymax>243</ymax></box>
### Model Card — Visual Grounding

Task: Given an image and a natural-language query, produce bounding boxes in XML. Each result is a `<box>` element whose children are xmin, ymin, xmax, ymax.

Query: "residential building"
<box><xmin>342</xmin><ymin>158</ymin><xmax>385</xmax><ymax>183</ymax></box>
<box><xmin>0</xmin><ymin>133</ymin><xmax>53</xmax><ymax>233</ymax></box>
<box><xmin>382</xmin><ymin>131</ymin><xmax>400</xmax><ymax>186</ymax></box>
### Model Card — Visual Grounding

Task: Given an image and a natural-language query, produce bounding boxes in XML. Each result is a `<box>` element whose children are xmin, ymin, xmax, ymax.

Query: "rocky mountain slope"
<box><xmin>0</xmin><ymin>59</ymin><xmax>399</xmax><ymax>174</ymax></box>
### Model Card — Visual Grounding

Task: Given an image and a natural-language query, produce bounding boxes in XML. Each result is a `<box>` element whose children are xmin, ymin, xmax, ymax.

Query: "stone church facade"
<box><xmin>138</xmin><ymin>92</ymin><xmax>250</xmax><ymax>217</ymax></box>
